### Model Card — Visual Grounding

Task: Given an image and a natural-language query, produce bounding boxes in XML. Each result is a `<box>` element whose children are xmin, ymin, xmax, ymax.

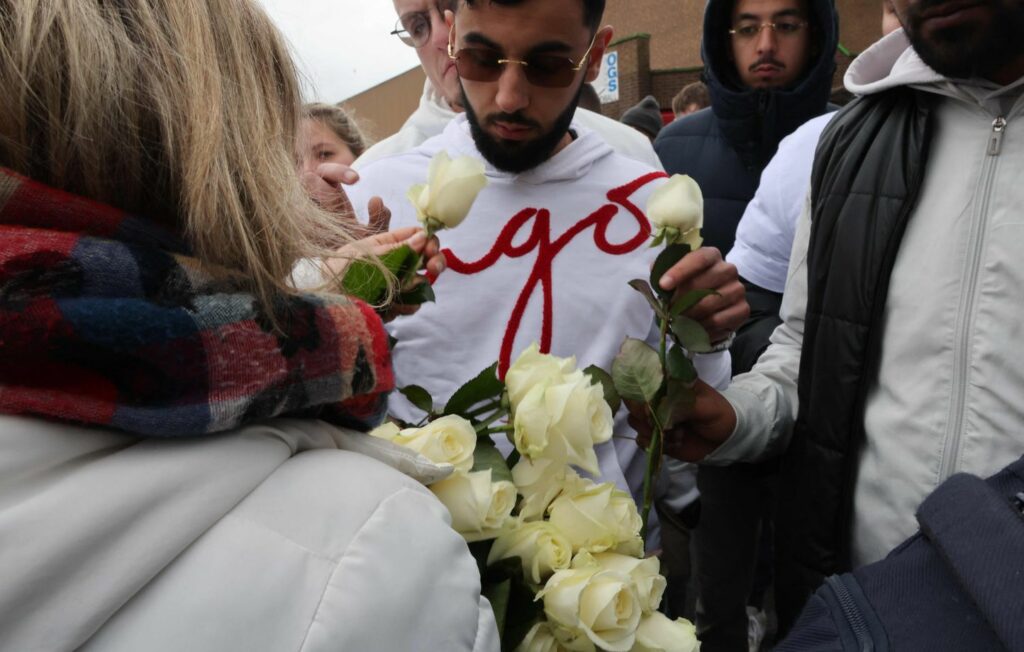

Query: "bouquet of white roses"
<box><xmin>372</xmin><ymin>344</ymin><xmax>700</xmax><ymax>652</ymax></box>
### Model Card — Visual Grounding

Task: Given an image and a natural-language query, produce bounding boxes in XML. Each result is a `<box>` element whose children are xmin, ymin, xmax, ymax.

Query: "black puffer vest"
<box><xmin>773</xmin><ymin>86</ymin><xmax>937</xmax><ymax>633</ymax></box>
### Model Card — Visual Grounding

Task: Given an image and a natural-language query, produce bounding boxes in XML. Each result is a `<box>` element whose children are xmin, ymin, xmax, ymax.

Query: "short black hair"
<box><xmin>461</xmin><ymin>0</ymin><xmax>606</xmax><ymax>34</ymax></box>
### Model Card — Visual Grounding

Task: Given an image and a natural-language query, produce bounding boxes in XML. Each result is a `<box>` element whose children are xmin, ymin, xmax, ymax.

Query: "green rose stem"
<box><xmin>474</xmin><ymin>408</ymin><xmax>510</xmax><ymax>435</ymax></box>
<box><xmin>640</xmin><ymin>306</ymin><xmax>670</xmax><ymax>538</ymax></box>
<box><xmin>400</xmin><ymin>219</ymin><xmax>442</xmax><ymax>293</ymax></box>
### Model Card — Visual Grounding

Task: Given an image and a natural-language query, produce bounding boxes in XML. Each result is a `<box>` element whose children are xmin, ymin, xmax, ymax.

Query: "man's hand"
<box><xmin>626</xmin><ymin>379</ymin><xmax>738</xmax><ymax>462</ymax></box>
<box><xmin>657</xmin><ymin>247</ymin><xmax>748</xmax><ymax>344</ymax></box>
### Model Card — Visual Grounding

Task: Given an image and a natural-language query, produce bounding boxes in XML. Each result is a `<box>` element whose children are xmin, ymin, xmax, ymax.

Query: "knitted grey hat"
<box><xmin>620</xmin><ymin>95</ymin><xmax>663</xmax><ymax>139</ymax></box>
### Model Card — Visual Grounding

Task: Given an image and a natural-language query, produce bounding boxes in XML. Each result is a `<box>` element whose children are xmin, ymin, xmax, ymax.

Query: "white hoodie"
<box><xmin>354</xmin><ymin>80</ymin><xmax>664</xmax><ymax>171</ymax></box>
<box><xmin>348</xmin><ymin>114</ymin><xmax>730</xmax><ymax>510</ymax></box>
<box><xmin>709</xmin><ymin>29</ymin><xmax>1024</xmax><ymax>565</ymax></box>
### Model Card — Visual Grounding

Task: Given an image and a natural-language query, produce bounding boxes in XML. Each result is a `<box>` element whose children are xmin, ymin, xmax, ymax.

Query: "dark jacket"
<box><xmin>654</xmin><ymin>0</ymin><xmax>839</xmax><ymax>255</ymax></box>
<box><xmin>774</xmin><ymin>86</ymin><xmax>935</xmax><ymax>633</ymax></box>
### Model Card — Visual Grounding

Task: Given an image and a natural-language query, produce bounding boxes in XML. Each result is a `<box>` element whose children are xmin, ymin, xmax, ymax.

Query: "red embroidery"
<box><xmin>445</xmin><ymin>171</ymin><xmax>667</xmax><ymax>377</ymax></box>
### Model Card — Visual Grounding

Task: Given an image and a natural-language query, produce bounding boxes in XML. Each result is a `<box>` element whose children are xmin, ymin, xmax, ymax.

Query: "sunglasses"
<box><xmin>447</xmin><ymin>25</ymin><xmax>597</xmax><ymax>89</ymax></box>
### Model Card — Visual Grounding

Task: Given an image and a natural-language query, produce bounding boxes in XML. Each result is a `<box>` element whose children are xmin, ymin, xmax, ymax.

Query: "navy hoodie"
<box><xmin>654</xmin><ymin>0</ymin><xmax>838</xmax><ymax>254</ymax></box>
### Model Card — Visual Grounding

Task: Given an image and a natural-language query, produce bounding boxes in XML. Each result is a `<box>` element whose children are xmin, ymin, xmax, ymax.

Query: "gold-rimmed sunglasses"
<box><xmin>447</xmin><ymin>24</ymin><xmax>597</xmax><ymax>88</ymax></box>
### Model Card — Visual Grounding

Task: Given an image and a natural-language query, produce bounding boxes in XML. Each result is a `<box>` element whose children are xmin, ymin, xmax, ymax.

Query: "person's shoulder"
<box><xmin>574</xmin><ymin>108</ymin><xmax>662</xmax><ymax>168</ymax></box>
<box><xmin>657</xmin><ymin>108</ymin><xmax>717</xmax><ymax>142</ymax></box>
<box><xmin>778</xmin><ymin>112</ymin><xmax>837</xmax><ymax>154</ymax></box>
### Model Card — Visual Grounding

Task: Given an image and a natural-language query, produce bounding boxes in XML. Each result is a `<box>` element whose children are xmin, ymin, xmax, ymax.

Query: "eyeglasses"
<box><xmin>390</xmin><ymin>0</ymin><xmax>457</xmax><ymax>48</ymax></box>
<box><xmin>447</xmin><ymin>26</ymin><xmax>598</xmax><ymax>89</ymax></box>
<box><xmin>728</xmin><ymin>20</ymin><xmax>808</xmax><ymax>41</ymax></box>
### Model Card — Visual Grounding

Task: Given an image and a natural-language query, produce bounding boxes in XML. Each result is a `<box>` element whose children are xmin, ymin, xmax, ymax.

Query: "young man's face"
<box><xmin>449</xmin><ymin>0</ymin><xmax>610</xmax><ymax>172</ymax></box>
<box><xmin>729</xmin><ymin>0</ymin><xmax>813</xmax><ymax>89</ymax></box>
<box><xmin>891</xmin><ymin>0</ymin><xmax>1024</xmax><ymax>83</ymax></box>
<box><xmin>393</xmin><ymin>0</ymin><xmax>463</xmax><ymax>110</ymax></box>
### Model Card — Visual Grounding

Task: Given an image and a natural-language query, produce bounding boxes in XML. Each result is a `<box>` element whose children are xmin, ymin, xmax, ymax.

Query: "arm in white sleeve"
<box><xmin>702</xmin><ymin>191</ymin><xmax>811</xmax><ymax>465</ymax></box>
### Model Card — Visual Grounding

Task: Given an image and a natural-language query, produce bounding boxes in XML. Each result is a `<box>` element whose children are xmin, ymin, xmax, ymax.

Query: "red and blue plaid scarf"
<box><xmin>0</xmin><ymin>168</ymin><xmax>393</xmax><ymax>435</ymax></box>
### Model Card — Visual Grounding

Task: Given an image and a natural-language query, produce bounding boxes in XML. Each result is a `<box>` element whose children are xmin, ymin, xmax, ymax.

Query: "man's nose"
<box><xmin>427</xmin><ymin>8</ymin><xmax>449</xmax><ymax>50</ymax></box>
<box><xmin>755</xmin><ymin>24</ymin><xmax>778</xmax><ymax>54</ymax></box>
<box><xmin>495</xmin><ymin>63</ymin><xmax>530</xmax><ymax>114</ymax></box>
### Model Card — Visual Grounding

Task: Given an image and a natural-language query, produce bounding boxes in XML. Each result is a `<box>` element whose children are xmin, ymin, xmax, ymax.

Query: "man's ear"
<box><xmin>584</xmin><ymin>26</ymin><xmax>614</xmax><ymax>83</ymax></box>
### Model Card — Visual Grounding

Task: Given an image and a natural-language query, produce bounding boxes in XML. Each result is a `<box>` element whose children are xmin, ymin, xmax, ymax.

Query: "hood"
<box><xmin>428</xmin><ymin>113</ymin><xmax>617</xmax><ymax>185</ymax></box>
<box><xmin>700</xmin><ymin>0</ymin><xmax>839</xmax><ymax>167</ymax></box>
<box><xmin>845</xmin><ymin>29</ymin><xmax>945</xmax><ymax>95</ymax></box>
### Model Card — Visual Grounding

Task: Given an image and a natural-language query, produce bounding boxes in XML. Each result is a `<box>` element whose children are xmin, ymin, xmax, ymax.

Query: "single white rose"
<box><xmin>538</xmin><ymin>566</ymin><xmax>642</xmax><ymax>652</ymax></box>
<box><xmin>391</xmin><ymin>414</ymin><xmax>476</xmax><ymax>472</ymax></box>
<box><xmin>512</xmin><ymin>457</ymin><xmax>587</xmax><ymax>521</ymax></box>
<box><xmin>581</xmin><ymin>553</ymin><xmax>666</xmax><ymax>615</ymax></box>
<box><xmin>488</xmin><ymin>521</ymin><xmax>573</xmax><ymax>585</ymax></box>
<box><xmin>646</xmin><ymin>174</ymin><xmax>703</xmax><ymax>250</ymax></box>
<box><xmin>513</xmin><ymin>370</ymin><xmax>613</xmax><ymax>475</ymax></box>
<box><xmin>505</xmin><ymin>343</ymin><xmax>576</xmax><ymax>410</ymax></box>
<box><xmin>368</xmin><ymin>422</ymin><xmax>402</xmax><ymax>440</ymax></box>
<box><xmin>430</xmin><ymin>469</ymin><xmax>516</xmax><ymax>541</ymax></box>
<box><xmin>406</xmin><ymin>150</ymin><xmax>488</xmax><ymax>230</ymax></box>
<box><xmin>514</xmin><ymin>621</ymin><xmax>575</xmax><ymax>652</ymax></box>
<box><xmin>632</xmin><ymin>612</ymin><xmax>700</xmax><ymax>652</ymax></box>
<box><xmin>548</xmin><ymin>481</ymin><xmax>643</xmax><ymax>554</ymax></box>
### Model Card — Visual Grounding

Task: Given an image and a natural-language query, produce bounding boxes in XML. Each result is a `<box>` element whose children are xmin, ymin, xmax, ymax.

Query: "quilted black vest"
<box><xmin>773</xmin><ymin>87</ymin><xmax>937</xmax><ymax>633</ymax></box>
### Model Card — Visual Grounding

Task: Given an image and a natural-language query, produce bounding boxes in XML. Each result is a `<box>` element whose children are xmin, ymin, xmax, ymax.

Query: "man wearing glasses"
<box><xmin>353</xmin><ymin>0</ymin><xmax>662</xmax><ymax>169</ymax></box>
<box><xmin>347</xmin><ymin>0</ymin><xmax>747</xmax><ymax>562</ymax></box>
<box><xmin>652</xmin><ymin>0</ymin><xmax>838</xmax><ymax>650</ymax></box>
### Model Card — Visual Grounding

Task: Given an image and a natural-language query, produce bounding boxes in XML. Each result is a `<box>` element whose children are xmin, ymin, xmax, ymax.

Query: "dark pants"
<box><xmin>693</xmin><ymin>463</ymin><xmax>777</xmax><ymax>652</ymax></box>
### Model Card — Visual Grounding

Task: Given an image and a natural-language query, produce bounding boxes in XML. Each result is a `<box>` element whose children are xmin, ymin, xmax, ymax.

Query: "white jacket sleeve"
<box><xmin>703</xmin><ymin>192</ymin><xmax>811</xmax><ymax>465</ymax></box>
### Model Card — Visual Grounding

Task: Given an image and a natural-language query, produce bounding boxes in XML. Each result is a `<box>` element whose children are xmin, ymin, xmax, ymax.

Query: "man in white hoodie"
<box><xmin>650</xmin><ymin>0</ymin><xmax>1024</xmax><ymax>633</ymax></box>
<box><xmin>354</xmin><ymin>0</ymin><xmax>662</xmax><ymax>170</ymax></box>
<box><xmin>348</xmin><ymin>0</ymin><xmax>748</xmax><ymax>534</ymax></box>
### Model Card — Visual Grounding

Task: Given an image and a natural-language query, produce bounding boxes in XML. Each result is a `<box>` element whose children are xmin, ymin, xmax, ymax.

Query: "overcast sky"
<box><xmin>258</xmin><ymin>0</ymin><xmax>420</xmax><ymax>103</ymax></box>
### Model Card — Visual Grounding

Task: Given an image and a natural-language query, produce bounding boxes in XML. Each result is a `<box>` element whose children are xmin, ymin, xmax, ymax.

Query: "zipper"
<box><xmin>825</xmin><ymin>575</ymin><xmax>874</xmax><ymax>652</ymax></box>
<box><xmin>988</xmin><ymin>116</ymin><xmax>1007</xmax><ymax>155</ymax></box>
<box><xmin>940</xmin><ymin>115</ymin><xmax>1006</xmax><ymax>481</ymax></box>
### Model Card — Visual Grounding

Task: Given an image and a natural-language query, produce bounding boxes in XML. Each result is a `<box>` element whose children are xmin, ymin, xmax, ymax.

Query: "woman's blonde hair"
<box><xmin>0</xmin><ymin>0</ymin><xmax>374</xmax><ymax>319</ymax></box>
<box><xmin>304</xmin><ymin>103</ymin><xmax>373</xmax><ymax>159</ymax></box>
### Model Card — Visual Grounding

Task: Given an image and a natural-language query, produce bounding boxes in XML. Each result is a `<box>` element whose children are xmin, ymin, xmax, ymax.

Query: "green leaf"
<box><xmin>397</xmin><ymin>279</ymin><xmax>435</xmax><ymax>305</ymax></box>
<box><xmin>649</xmin><ymin>243</ymin><xmax>692</xmax><ymax>298</ymax></box>
<box><xmin>482</xmin><ymin>579</ymin><xmax>511</xmax><ymax>639</ymax></box>
<box><xmin>472</xmin><ymin>438</ymin><xmax>513</xmax><ymax>484</ymax></box>
<box><xmin>669</xmin><ymin>289</ymin><xmax>717</xmax><ymax>317</ymax></box>
<box><xmin>627</xmin><ymin>279</ymin><xmax>669</xmax><ymax>321</ymax></box>
<box><xmin>666</xmin><ymin>347</ymin><xmax>698</xmax><ymax>383</ymax></box>
<box><xmin>398</xmin><ymin>384</ymin><xmax>434</xmax><ymax>414</ymax></box>
<box><xmin>340</xmin><ymin>260</ymin><xmax>389</xmax><ymax>304</ymax></box>
<box><xmin>341</xmin><ymin>244</ymin><xmax>417</xmax><ymax>305</ymax></box>
<box><xmin>584</xmin><ymin>364</ymin><xmax>622</xmax><ymax>414</ymax></box>
<box><xmin>444</xmin><ymin>362</ymin><xmax>504</xmax><ymax>416</ymax></box>
<box><xmin>670</xmin><ymin>316</ymin><xmax>713</xmax><ymax>353</ymax></box>
<box><xmin>611</xmin><ymin>338</ymin><xmax>664</xmax><ymax>403</ymax></box>
<box><xmin>656</xmin><ymin>379</ymin><xmax>697</xmax><ymax>430</ymax></box>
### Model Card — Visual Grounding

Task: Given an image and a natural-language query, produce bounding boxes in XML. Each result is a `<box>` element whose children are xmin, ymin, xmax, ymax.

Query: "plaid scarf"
<box><xmin>0</xmin><ymin>168</ymin><xmax>393</xmax><ymax>435</ymax></box>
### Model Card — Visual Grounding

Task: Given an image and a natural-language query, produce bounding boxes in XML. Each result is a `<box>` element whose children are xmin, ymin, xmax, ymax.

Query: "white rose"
<box><xmin>406</xmin><ymin>150</ymin><xmax>488</xmax><ymax>230</ymax></box>
<box><xmin>430</xmin><ymin>469</ymin><xmax>516</xmax><ymax>541</ymax></box>
<box><xmin>538</xmin><ymin>566</ymin><xmax>642</xmax><ymax>652</ymax></box>
<box><xmin>548</xmin><ymin>481</ymin><xmax>643</xmax><ymax>554</ymax></box>
<box><xmin>514</xmin><ymin>621</ymin><xmax>574</xmax><ymax>652</ymax></box>
<box><xmin>511</xmin><ymin>457</ymin><xmax>587</xmax><ymax>521</ymax></box>
<box><xmin>488</xmin><ymin>521</ymin><xmax>573</xmax><ymax>585</ymax></box>
<box><xmin>368</xmin><ymin>422</ymin><xmax>402</xmax><ymax>440</ymax></box>
<box><xmin>513</xmin><ymin>370</ymin><xmax>613</xmax><ymax>475</ymax></box>
<box><xmin>632</xmin><ymin>612</ymin><xmax>700</xmax><ymax>652</ymax></box>
<box><xmin>582</xmin><ymin>553</ymin><xmax>666</xmax><ymax>615</ymax></box>
<box><xmin>646</xmin><ymin>174</ymin><xmax>703</xmax><ymax>250</ymax></box>
<box><xmin>505</xmin><ymin>343</ymin><xmax>575</xmax><ymax>410</ymax></box>
<box><xmin>391</xmin><ymin>414</ymin><xmax>476</xmax><ymax>472</ymax></box>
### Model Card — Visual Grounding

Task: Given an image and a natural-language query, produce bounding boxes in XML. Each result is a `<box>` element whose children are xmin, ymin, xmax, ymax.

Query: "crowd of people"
<box><xmin>2</xmin><ymin>0</ymin><xmax>1022</xmax><ymax>650</ymax></box>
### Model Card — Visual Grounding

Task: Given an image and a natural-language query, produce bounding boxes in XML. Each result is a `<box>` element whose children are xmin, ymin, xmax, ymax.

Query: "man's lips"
<box><xmin>919</xmin><ymin>0</ymin><xmax>990</xmax><ymax>28</ymax></box>
<box><xmin>491</xmin><ymin>121</ymin><xmax>533</xmax><ymax>140</ymax></box>
<box><xmin>921</xmin><ymin>0</ymin><xmax>985</xmax><ymax>18</ymax></box>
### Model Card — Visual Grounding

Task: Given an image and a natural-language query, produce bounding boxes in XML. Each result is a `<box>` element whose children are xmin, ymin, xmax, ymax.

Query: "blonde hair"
<box><xmin>304</xmin><ymin>103</ymin><xmax>372</xmax><ymax>159</ymax></box>
<box><xmin>0</xmin><ymin>0</ymin><xmax>377</xmax><ymax>320</ymax></box>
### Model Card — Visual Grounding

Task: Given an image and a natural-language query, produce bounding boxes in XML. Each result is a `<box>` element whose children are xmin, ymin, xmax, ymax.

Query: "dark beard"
<box><xmin>903</xmin><ymin>0</ymin><xmax>1024</xmax><ymax>79</ymax></box>
<box><xmin>461</xmin><ymin>81</ymin><xmax>583</xmax><ymax>173</ymax></box>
